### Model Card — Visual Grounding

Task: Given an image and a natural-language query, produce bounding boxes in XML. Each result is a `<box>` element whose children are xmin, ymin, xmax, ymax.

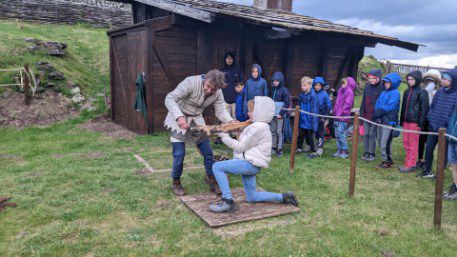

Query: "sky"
<box><xmin>218</xmin><ymin>0</ymin><xmax>457</xmax><ymax>68</ymax></box>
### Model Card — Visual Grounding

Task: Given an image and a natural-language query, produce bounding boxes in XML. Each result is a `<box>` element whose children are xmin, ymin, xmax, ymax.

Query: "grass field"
<box><xmin>0</xmin><ymin>111</ymin><xmax>456</xmax><ymax>256</ymax></box>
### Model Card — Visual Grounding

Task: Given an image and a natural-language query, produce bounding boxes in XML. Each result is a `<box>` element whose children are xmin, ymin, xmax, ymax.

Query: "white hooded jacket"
<box><xmin>220</xmin><ymin>96</ymin><xmax>275</xmax><ymax>168</ymax></box>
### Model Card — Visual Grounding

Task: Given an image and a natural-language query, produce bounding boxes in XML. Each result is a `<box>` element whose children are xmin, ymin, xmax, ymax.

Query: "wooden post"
<box><xmin>289</xmin><ymin>106</ymin><xmax>300</xmax><ymax>174</ymax></box>
<box><xmin>23</xmin><ymin>64</ymin><xmax>31</xmax><ymax>105</ymax></box>
<box><xmin>433</xmin><ymin>128</ymin><xmax>447</xmax><ymax>230</ymax></box>
<box><xmin>349</xmin><ymin>112</ymin><xmax>360</xmax><ymax>197</ymax></box>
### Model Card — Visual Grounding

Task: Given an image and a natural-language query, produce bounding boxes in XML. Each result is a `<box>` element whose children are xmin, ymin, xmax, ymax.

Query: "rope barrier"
<box><xmin>281</xmin><ymin>107</ymin><xmax>457</xmax><ymax>142</ymax></box>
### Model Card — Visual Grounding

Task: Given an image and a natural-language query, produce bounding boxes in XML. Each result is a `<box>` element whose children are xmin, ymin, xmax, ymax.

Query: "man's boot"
<box><xmin>205</xmin><ymin>175</ymin><xmax>221</xmax><ymax>194</ymax></box>
<box><xmin>172</xmin><ymin>179</ymin><xmax>185</xmax><ymax>196</ymax></box>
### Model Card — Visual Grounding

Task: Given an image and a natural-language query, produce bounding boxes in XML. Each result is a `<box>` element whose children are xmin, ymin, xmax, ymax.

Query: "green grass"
<box><xmin>1</xmin><ymin>114</ymin><xmax>456</xmax><ymax>256</ymax></box>
<box><xmin>0</xmin><ymin>20</ymin><xmax>109</xmax><ymax>97</ymax></box>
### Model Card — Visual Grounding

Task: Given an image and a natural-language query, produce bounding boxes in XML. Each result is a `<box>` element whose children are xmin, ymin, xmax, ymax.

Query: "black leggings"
<box><xmin>418</xmin><ymin>122</ymin><xmax>428</xmax><ymax>161</ymax></box>
<box><xmin>297</xmin><ymin>128</ymin><xmax>316</xmax><ymax>152</ymax></box>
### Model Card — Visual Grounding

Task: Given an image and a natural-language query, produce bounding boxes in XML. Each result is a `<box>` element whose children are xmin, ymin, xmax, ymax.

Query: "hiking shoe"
<box><xmin>339</xmin><ymin>150</ymin><xmax>349</xmax><ymax>159</ymax></box>
<box><xmin>282</xmin><ymin>192</ymin><xmax>298</xmax><ymax>206</ymax></box>
<box><xmin>443</xmin><ymin>184</ymin><xmax>457</xmax><ymax>200</ymax></box>
<box><xmin>205</xmin><ymin>175</ymin><xmax>222</xmax><ymax>194</ymax></box>
<box><xmin>306</xmin><ymin>152</ymin><xmax>319</xmax><ymax>159</ymax></box>
<box><xmin>209</xmin><ymin>198</ymin><xmax>235</xmax><ymax>213</ymax></box>
<box><xmin>316</xmin><ymin>148</ymin><xmax>324</xmax><ymax>156</ymax></box>
<box><xmin>361</xmin><ymin>152</ymin><xmax>369</xmax><ymax>160</ymax></box>
<box><xmin>377</xmin><ymin>161</ymin><xmax>393</xmax><ymax>169</ymax></box>
<box><xmin>332</xmin><ymin>151</ymin><xmax>341</xmax><ymax>158</ymax></box>
<box><xmin>172</xmin><ymin>179</ymin><xmax>185</xmax><ymax>196</ymax></box>
<box><xmin>417</xmin><ymin>170</ymin><xmax>435</xmax><ymax>178</ymax></box>
<box><xmin>398</xmin><ymin>166</ymin><xmax>415</xmax><ymax>173</ymax></box>
<box><xmin>365</xmin><ymin>154</ymin><xmax>376</xmax><ymax>162</ymax></box>
<box><xmin>276</xmin><ymin>150</ymin><xmax>283</xmax><ymax>157</ymax></box>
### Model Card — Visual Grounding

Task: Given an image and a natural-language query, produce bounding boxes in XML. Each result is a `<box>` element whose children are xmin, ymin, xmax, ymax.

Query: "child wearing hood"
<box><xmin>417</xmin><ymin>69</ymin><xmax>442</xmax><ymax>169</ymax></box>
<box><xmin>209</xmin><ymin>96</ymin><xmax>298</xmax><ymax>213</ymax></box>
<box><xmin>444</xmin><ymin>102</ymin><xmax>457</xmax><ymax>200</ymax></box>
<box><xmin>269</xmin><ymin>71</ymin><xmax>291</xmax><ymax>157</ymax></box>
<box><xmin>313</xmin><ymin>77</ymin><xmax>332</xmax><ymax>156</ymax></box>
<box><xmin>372</xmin><ymin>72</ymin><xmax>401</xmax><ymax>169</ymax></box>
<box><xmin>398</xmin><ymin>70</ymin><xmax>429</xmax><ymax>173</ymax></box>
<box><xmin>243</xmin><ymin>64</ymin><xmax>268</xmax><ymax>115</ymax></box>
<box><xmin>420</xmin><ymin>69</ymin><xmax>457</xmax><ymax>178</ymax></box>
<box><xmin>360</xmin><ymin>69</ymin><xmax>384</xmax><ymax>162</ymax></box>
<box><xmin>332</xmin><ymin>77</ymin><xmax>356</xmax><ymax>159</ymax></box>
<box><xmin>235</xmin><ymin>81</ymin><xmax>249</xmax><ymax>122</ymax></box>
<box><xmin>297</xmin><ymin>77</ymin><xmax>319</xmax><ymax>159</ymax></box>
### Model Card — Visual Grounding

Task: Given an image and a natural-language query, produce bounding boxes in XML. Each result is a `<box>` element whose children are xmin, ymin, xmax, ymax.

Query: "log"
<box><xmin>190</xmin><ymin>120</ymin><xmax>252</xmax><ymax>136</ymax></box>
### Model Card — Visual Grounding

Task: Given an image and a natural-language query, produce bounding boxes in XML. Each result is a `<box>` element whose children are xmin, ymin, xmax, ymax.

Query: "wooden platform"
<box><xmin>179</xmin><ymin>188</ymin><xmax>300</xmax><ymax>228</ymax></box>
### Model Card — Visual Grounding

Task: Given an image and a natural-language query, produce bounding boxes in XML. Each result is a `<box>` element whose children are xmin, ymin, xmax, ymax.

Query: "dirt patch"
<box><xmin>381</xmin><ymin>250</ymin><xmax>396</xmax><ymax>257</ymax></box>
<box><xmin>78</xmin><ymin>114</ymin><xmax>137</xmax><ymax>140</ymax></box>
<box><xmin>0</xmin><ymin>91</ymin><xmax>78</xmax><ymax>128</ymax></box>
<box><xmin>50</xmin><ymin>151</ymin><xmax>105</xmax><ymax>159</ymax></box>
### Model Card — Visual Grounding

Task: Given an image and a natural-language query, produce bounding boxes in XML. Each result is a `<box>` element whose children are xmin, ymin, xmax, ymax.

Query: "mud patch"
<box><xmin>78</xmin><ymin>114</ymin><xmax>137</xmax><ymax>140</ymax></box>
<box><xmin>0</xmin><ymin>91</ymin><xmax>78</xmax><ymax>128</ymax></box>
<box><xmin>50</xmin><ymin>151</ymin><xmax>105</xmax><ymax>159</ymax></box>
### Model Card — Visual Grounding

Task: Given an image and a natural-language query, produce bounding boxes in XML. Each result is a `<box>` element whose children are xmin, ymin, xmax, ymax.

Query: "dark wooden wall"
<box><xmin>109</xmin><ymin>12</ymin><xmax>366</xmax><ymax>134</ymax></box>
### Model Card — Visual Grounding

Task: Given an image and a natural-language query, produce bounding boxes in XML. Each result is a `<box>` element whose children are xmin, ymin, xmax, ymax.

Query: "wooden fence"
<box><xmin>385</xmin><ymin>61</ymin><xmax>450</xmax><ymax>76</ymax></box>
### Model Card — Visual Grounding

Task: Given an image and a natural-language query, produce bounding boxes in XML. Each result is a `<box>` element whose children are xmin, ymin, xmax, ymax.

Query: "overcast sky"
<box><xmin>218</xmin><ymin>0</ymin><xmax>457</xmax><ymax>68</ymax></box>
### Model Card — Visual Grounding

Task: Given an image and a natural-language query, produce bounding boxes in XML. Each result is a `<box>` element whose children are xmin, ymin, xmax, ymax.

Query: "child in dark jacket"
<box><xmin>235</xmin><ymin>81</ymin><xmax>249</xmax><ymax>122</ymax></box>
<box><xmin>372</xmin><ymin>72</ymin><xmax>401</xmax><ymax>169</ymax></box>
<box><xmin>332</xmin><ymin>77</ymin><xmax>356</xmax><ymax>159</ymax></box>
<box><xmin>398</xmin><ymin>70</ymin><xmax>429</xmax><ymax>173</ymax></box>
<box><xmin>420</xmin><ymin>68</ymin><xmax>457</xmax><ymax>178</ymax></box>
<box><xmin>360</xmin><ymin>69</ymin><xmax>384</xmax><ymax>162</ymax></box>
<box><xmin>444</xmin><ymin>102</ymin><xmax>457</xmax><ymax>200</ymax></box>
<box><xmin>312</xmin><ymin>77</ymin><xmax>332</xmax><ymax>156</ymax></box>
<box><xmin>297</xmin><ymin>77</ymin><xmax>319</xmax><ymax>159</ymax></box>
<box><xmin>269</xmin><ymin>71</ymin><xmax>291</xmax><ymax>157</ymax></box>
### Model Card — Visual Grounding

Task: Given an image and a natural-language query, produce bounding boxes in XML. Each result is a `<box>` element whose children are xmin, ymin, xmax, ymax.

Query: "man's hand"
<box><xmin>177</xmin><ymin>116</ymin><xmax>189</xmax><ymax>129</ymax></box>
<box><xmin>277</xmin><ymin>114</ymin><xmax>283</xmax><ymax>119</ymax></box>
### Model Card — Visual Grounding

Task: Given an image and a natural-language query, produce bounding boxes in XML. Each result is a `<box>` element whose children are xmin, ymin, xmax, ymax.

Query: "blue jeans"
<box><xmin>283</xmin><ymin>116</ymin><xmax>292</xmax><ymax>142</ymax></box>
<box><xmin>212</xmin><ymin>159</ymin><xmax>283</xmax><ymax>202</ymax></box>
<box><xmin>171</xmin><ymin>139</ymin><xmax>214</xmax><ymax>179</ymax></box>
<box><xmin>334</xmin><ymin>121</ymin><xmax>348</xmax><ymax>151</ymax></box>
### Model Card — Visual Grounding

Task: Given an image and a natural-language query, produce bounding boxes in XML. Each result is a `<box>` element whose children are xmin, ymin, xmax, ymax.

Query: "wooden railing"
<box><xmin>385</xmin><ymin>61</ymin><xmax>450</xmax><ymax>75</ymax></box>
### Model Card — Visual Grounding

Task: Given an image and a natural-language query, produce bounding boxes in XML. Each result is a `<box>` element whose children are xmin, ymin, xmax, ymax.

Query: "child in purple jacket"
<box><xmin>332</xmin><ymin>77</ymin><xmax>356</xmax><ymax>158</ymax></box>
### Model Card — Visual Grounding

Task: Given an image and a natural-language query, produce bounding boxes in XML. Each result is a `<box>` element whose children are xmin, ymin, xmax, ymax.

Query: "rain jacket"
<box><xmin>220</xmin><ymin>52</ymin><xmax>244</xmax><ymax>104</ymax></box>
<box><xmin>360</xmin><ymin>69</ymin><xmax>384</xmax><ymax>121</ymax></box>
<box><xmin>235</xmin><ymin>87</ymin><xmax>248</xmax><ymax>122</ymax></box>
<box><xmin>268</xmin><ymin>71</ymin><xmax>291</xmax><ymax>117</ymax></box>
<box><xmin>372</xmin><ymin>73</ymin><xmax>401</xmax><ymax>125</ymax></box>
<box><xmin>447</xmin><ymin>103</ymin><xmax>457</xmax><ymax>145</ymax></box>
<box><xmin>243</xmin><ymin>64</ymin><xmax>268</xmax><ymax>114</ymax></box>
<box><xmin>313</xmin><ymin>77</ymin><xmax>332</xmax><ymax>116</ymax></box>
<box><xmin>333</xmin><ymin>77</ymin><xmax>356</xmax><ymax>122</ymax></box>
<box><xmin>298</xmin><ymin>90</ymin><xmax>318</xmax><ymax>131</ymax></box>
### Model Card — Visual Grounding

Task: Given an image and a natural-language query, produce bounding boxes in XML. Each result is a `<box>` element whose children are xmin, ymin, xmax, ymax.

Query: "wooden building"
<box><xmin>107</xmin><ymin>0</ymin><xmax>419</xmax><ymax>134</ymax></box>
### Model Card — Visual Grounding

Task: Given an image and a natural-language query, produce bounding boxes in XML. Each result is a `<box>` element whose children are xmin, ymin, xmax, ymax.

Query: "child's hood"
<box><xmin>250</xmin><ymin>64</ymin><xmax>263</xmax><ymax>79</ymax></box>
<box><xmin>252</xmin><ymin>96</ymin><xmax>275</xmax><ymax>123</ymax></box>
<box><xmin>406</xmin><ymin>70</ymin><xmax>423</xmax><ymax>87</ymax></box>
<box><xmin>442</xmin><ymin>68</ymin><xmax>457</xmax><ymax>90</ymax></box>
<box><xmin>346</xmin><ymin>77</ymin><xmax>357</xmax><ymax>92</ymax></box>
<box><xmin>312</xmin><ymin>77</ymin><xmax>326</xmax><ymax>87</ymax></box>
<box><xmin>271</xmin><ymin>71</ymin><xmax>285</xmax><ymax>87</ymax></box>
<box><xmin>382</xmin><ymin>73</ymin><xmax>401</xmax><ymax>90</ymax></box>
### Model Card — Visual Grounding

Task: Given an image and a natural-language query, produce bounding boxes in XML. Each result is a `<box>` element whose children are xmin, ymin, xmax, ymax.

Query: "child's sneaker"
<box><xmin>316</xmin><ymin>147</ymin><xmax>323</xmax><ymax>156</ymax></box>
<box><xmin>365</xmin><ymin>153</ymin><xmax>376</xmax><ymax>162</ymax></box>
<box><xmin>361</xmin><ymin>152</ymin><xmax>369</xmax><ymax>160</ymax></box>
<box><xmin>209</xmin><ymin>198</ymin><xmax>235</xmax><ymax>213</ymax></box>
<box><xmin>296</xmin><ymin>148</ymin><xmax>303</xmax><ymax>154</ymax></box>
<box><xmin>398</xmin><ymin>166</ymin><xmax>415</xmax><ymax>173</ymax></box>
<box><xmin>443</xmin><ymin>184</ymin><xmax>457</xmax><ymax>200</ymax></box>
<box><xmin>303</xmin><ymin>145</ymin><xmax>311</xmax><ymax>152</ymax></box>
<box><xmin>339</xmin><ymin>150</ymin><xmax>349</xmax><ymax>159</ymax></box>
<box><xmin>332</xmin><ymin>150</ymin><xmax>341</xmax><ymax>158</ymax></box>
<box><xmin>377</xmin><ymin>161</ymin><xmax>393</xmax><ymax>169</ymax></box>
<box><xmin>417</xmin><ymin>170</ymin><xmax>435</xmax><ymax>179</ymax></box>
<box><xmin>271</xmin><ymin>148</ymin><xmax>277</xmax><ymax>155</ymax></box>
<box><xmin>306</xmin><ymin>152</ymin><xmax>319</xmax><ymax>159</ymax></box>
<box><xmin>276</xmin><ymin>150</ymin><xmax>283</xmax><ymax>157</ymax></box>
<box><xmin>415</xmin><ymin>160</ymin><xmax>425</xmax><ymax>170</ymax></box>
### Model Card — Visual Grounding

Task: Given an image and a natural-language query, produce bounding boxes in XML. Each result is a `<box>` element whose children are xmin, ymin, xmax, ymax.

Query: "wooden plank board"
<box><xmin>179</xmin><ymin>188</ymin><xmax>300</xmax><ymax>228</ymax></box>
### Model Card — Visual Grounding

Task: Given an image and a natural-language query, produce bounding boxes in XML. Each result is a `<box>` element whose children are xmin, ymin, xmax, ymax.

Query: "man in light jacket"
<box><xmin>164</xmin><ymin>69</ymin><xmax>234</xmax><ymax>196</ymax></box>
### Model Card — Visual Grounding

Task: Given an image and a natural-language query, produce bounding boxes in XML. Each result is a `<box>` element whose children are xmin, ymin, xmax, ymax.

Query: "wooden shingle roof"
<box><xmin>115</xmin><ymin>0</ymin><xmax>420</xmax><ymax>51</ymax></box>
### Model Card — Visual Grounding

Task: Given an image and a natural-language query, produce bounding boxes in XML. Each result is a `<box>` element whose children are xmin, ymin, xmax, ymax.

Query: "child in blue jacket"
<box><xmin>243</xmin><ymin>64</ymin><xmax>268</xmax><ymax>115</ymax></box>
<box><xmin>372</xmin><ymin>73</ymin><xmax>401</xmax><ymax>169</ymax></box>
<box><xmin>313</xmin><ymin>77</ymin><xmax>332</xmax><ymax>156</ymax></box>
<box><xmin>297</xmin><ymin>77</ymin><xmax>319</xmax><ymax>159</ymax></box>
<box><xmin>235</xmin><ymin>81</ymin><xmax>249</xmax><ymax>122</ymax></box>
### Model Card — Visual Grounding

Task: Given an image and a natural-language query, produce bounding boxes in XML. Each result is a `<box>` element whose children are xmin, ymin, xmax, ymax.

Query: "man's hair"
<box><xmin>301</xmin><ymin>76</ymin><xmax>312</xmax><ymax>85</ymax></box>
<box><xmin>205</xmin><ymin>69</ymin><xmax>227</xmax><ymax>89</ymax></box>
